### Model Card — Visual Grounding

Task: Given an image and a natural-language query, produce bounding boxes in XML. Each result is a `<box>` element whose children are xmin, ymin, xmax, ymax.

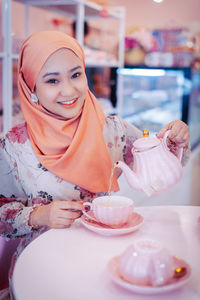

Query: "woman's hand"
<box><xmin>29</xmin><ymin>200</ymin><xmax>83</xmax><ymax>229</ymax></box>
<box><xmin>157</xmin><ymin>120</ymin><xmax>190</xmax><ymax>148</ymax></box>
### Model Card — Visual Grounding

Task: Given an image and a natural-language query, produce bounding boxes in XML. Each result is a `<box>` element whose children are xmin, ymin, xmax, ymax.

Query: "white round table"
<box><xmin>12</xmin><ymin>206</ymin><xmax>200</xmax><ymax>300</ymax></box>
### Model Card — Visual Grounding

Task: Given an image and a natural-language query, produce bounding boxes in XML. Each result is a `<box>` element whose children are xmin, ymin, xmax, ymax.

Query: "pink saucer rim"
<box><xmin>81</xmin><ymin>212</ymin><xmax>144</xmax><ymax>231</ymax></box>
<box><xmin>108</xmin><ymin>255</ymin><xmax>191</xmax><ymax>295</ymax></box>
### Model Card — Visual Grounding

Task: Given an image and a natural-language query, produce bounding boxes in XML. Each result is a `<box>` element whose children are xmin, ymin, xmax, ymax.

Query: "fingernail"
<box><xmin>84</xmin><ymin>206</ymin><xmax>90</xmax><ymax>212</ymax></box>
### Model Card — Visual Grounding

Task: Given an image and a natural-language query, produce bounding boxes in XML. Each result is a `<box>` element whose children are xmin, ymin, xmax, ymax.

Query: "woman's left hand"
<box><xmin>157</xmin><ymin>120</ymin><xmax>190</xmax><ymax>148</ymax></box>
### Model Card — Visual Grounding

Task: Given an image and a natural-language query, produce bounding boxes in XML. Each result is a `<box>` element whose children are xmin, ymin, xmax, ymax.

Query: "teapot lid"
<box><xmin>133</xmin><ymin>129</ymin><xmax>161</xmax><ymax>151</ymax></box>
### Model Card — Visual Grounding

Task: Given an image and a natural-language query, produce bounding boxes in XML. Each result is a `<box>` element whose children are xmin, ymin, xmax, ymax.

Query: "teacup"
<box><xmin>119</xmin><ymin>239</ymin><xmax>174</xmax><ymax>286</ymax></box>
<box><xmin>83</xmin><ymin>195</ymin><xmax>134</xmax><ymax>226</ymax></box>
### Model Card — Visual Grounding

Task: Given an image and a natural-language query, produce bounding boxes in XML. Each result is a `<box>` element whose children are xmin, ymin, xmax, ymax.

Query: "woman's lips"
<box><xmin>58</xmin><ymin>98</ymin><xmax>78</xmax><ymax>107</ymax></box>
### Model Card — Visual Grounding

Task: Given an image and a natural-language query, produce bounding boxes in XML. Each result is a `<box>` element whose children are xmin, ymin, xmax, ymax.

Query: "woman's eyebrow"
<box><xmin>42</xmin><ymin>66</ymin><xmax>82</xmax><ymax>78</ymax></box>
<box><xmin>70</xmin><ymin>66</ymin><xmax>82</xmax><ymax>73</ymax></box>
<box><xmin>43</xmin><ymin>72</ymin><xmax>59</xmax><ymax>78</ymax></box>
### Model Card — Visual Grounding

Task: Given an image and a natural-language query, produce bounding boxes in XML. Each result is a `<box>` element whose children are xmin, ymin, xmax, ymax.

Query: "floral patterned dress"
<box><xmin>0</xmin><ymin>115</ymin><xmax>189</xmax><ymax>298</ymax></box>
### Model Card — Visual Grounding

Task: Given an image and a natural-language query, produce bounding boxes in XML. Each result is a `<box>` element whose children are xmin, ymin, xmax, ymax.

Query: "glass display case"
<box><xmin>188</xmin><ymin>71</ymin><xmax>200</xmax><ymax>149</ymax></box>
<box><xmin>116</xmin><ymin>66</ymin><xmax>199</xmax><ymax>149</ymax></box>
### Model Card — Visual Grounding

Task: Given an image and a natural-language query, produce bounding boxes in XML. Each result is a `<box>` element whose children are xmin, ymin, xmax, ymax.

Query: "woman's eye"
<box><xmin>72</xmin><ymin>72</ymin><xmax>81</xmax><ymax>79</ymax></box>
<box><xmin>46</xmin><ymin>78</ymin><xmax>58</xmax><ymax>84</ymax></box>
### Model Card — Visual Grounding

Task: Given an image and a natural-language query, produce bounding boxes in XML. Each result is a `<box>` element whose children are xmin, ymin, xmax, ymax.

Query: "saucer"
<box><xmin>108</xmin><ymin>256</ymin><xmax>191</xmax><ymax>295</ymax></box>
<box><xmin>81</xmin><ymin>212</ymin><xmax>144</xmax><ymax>236</ymax></box>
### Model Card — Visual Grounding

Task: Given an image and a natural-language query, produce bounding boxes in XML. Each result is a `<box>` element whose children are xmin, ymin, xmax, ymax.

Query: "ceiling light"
<box><xmin>153</xmin><ymin>0</ymin><xmax>164</xmax><ymax>3</ymax></box>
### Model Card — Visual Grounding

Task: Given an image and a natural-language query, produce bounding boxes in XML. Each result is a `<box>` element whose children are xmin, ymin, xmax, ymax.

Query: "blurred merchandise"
<box><xmin>84</xmin><ymin>46</ymin><xmax>118</xmax><ymax>66</ymax></box>
<box><xmin>125</xmin><ymin>46</ymin><xmax>146</xmax><ymax>66</ymax></box>
<box><xmin>144</xmin><ymin>52</ymin><xmax>174</xmax><ymax>67</ymax></box>
<box><xmin>191</xmin><ymin>56</ymin><xmax>200</xmax><ymax>71</ymax></box>
<box><xmin>124</xmin><ymin>27</ymin><xmax>157</xmax><ymax>65</ymax></box>
<box><xmin>124</xmin><ymin>27</ymin><xmax>199</xmax><ymax>68</ymax></box>
<box><xmin>144</xmin><ymin>50</ymin><xmax>194</xmax><ymax>67</ymax></box>
<box><xmin>152</xmin><ymin>28</ymin><xmax>189</xmax><ymax>52</ymax></box>
<box><xmin>191</xmin><ymin>33</ymin><xmax>200</xmax><ymax>71</ymax></box>
<box><xmin>148</xmin><ymin>28</ymin><xmax>195</xmax><ymax>67</ymax></box>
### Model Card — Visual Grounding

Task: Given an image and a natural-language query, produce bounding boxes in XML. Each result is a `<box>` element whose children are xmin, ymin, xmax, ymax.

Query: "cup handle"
<box><xmin>82</xmin><ymin>202</ymin><xmax>97</xmax><ymax>222</ymax></box>
<box><xmin>163</xmin><ymin>130</ymin><xmax>183</xmax><ymax>162</ymax></box>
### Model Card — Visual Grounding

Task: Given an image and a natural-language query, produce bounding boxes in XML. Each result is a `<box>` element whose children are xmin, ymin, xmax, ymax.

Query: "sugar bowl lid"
<box><xmin>133</xmin><ymin>129</ymin><xmax>161</xmax><ymax>151</ymax></box>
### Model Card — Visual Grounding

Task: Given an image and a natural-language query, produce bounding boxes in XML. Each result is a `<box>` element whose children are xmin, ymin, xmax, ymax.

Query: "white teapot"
<box><xmin>115</xmin><ymin>130</ymin><xmax>183</xmax><ymax>196</ymax></box>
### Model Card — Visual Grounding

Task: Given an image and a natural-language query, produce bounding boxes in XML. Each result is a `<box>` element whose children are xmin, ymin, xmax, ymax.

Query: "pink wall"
<box><xmin>108</xmin><ymin>0</ymin><xmax>200</xmax><ymax>30</ymax></box>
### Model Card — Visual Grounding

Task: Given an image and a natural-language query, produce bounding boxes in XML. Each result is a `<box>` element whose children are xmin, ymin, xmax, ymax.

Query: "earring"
<box><xmin>30</xmin><ymin>93</ymin><xmax>39</xmax><ymax>103</ymax></box>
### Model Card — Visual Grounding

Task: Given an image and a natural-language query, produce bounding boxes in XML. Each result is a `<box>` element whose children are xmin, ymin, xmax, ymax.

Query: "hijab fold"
<box><xmin>18</xmin><ymin>31</ymin><xmax>119</xmax><ymax>193</ymax></box>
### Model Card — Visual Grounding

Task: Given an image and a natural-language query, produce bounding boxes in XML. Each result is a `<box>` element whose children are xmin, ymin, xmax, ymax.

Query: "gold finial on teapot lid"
<box><xmin>143</xmin><ymin>129</ymin><xmax>149</xmax><ymax>137</ymax></box>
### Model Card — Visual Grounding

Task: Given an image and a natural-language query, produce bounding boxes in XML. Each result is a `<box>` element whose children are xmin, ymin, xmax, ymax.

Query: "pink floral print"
<box><xmin>6</xmin><ymin>123</ymin><xmax>29</xmax><ymax>144</ymax></box>
<box><xmin>1</xmin><ymin>208</ymin><xmax>21</xmax><ymax>220</ymax></box>
<box><xmin>74</xmin><ymin>186</ymin><xmax>96</xmax><ymax>201</ymax></box>
<box><xmin>124</xmin><ymin>136</ymin><xmax>134</xmax><ymax>166</ymax></box>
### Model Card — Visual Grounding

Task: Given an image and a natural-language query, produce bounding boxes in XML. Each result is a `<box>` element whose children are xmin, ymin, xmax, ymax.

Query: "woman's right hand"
<box><xmin>29</xmin><ymin>200</ymin><xmax>83</xmax><ymax>229</ymax></box>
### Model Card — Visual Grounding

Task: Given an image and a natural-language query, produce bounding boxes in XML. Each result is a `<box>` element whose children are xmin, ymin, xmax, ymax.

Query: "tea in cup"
<box><xmin>119</xmin><ymin>239</ymin><xmax>174</xmax><ymax>286</ymax></box>
<box><xmin>83</xmin><ymin>195</ymin><xmax>134</xmax><ymax>226</ymax></box>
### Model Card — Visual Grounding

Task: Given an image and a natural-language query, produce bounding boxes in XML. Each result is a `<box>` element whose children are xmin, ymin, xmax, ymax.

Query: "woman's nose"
<box><xmin>60</xmin><ymin>80</ymin><xmax>75</xmax><ymax>97</ymax></box>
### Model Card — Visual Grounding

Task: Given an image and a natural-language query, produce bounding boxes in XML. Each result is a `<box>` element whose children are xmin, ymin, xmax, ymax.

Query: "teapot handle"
<box><xmin>163</xmin><ymin>130</ymin><xmax>183</xmax><ymax>162</ymax></box>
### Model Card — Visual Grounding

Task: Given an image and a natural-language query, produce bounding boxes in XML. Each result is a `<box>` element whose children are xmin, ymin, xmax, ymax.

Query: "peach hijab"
<box><xmin>17</xmin><ymin>31</ymin><xmax>119</xmax><ymax>193</ymax></box>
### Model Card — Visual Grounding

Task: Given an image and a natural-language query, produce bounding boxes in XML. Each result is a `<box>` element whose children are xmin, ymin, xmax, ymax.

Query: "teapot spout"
<box><xmin>115</xmin><ymin>161</ymin><xmax>142</xmax><ymax>190</ymax></box>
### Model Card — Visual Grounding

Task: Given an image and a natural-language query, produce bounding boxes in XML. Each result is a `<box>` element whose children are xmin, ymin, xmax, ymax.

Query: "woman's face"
<box><xmin>35</xmin><ymin>48</ymin><xmax>88</xmax><ymax>119</ymax></box>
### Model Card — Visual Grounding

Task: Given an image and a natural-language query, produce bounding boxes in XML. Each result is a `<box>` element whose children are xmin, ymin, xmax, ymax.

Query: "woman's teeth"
<box><xmin>59</xmin><ymin>99</ymin><xmax>77</xmax><ymax>105</ymax></box>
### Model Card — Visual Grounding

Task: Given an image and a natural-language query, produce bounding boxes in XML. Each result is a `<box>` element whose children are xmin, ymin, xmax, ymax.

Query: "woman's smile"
<box><xmin>57</xmin><ymin>98</ymin><xmax>78</xmax><ymax>107</ymax></box>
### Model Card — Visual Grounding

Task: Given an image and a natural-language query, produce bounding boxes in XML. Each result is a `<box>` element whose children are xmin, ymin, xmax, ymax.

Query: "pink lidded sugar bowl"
<box><xmin>119</xmin><ymin>239</ymin><xmax>174</xmax><ymax>286</ymax></box>
<box><xmin>108</xmin><ymin>238</ymin><xmax>191</xmax><ymax>295</ymax></box>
